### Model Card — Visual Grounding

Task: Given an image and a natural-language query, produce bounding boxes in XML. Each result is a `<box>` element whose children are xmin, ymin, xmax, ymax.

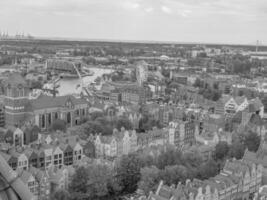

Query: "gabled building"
<box><xmin>95</xmin><ymin>128</ymin><xmax>138</xmax><ymax>158</ymax></box>
<box><xmin>18</xmin><ymin>169</ymin><xmax>39</xmax><ymax>198</ymax></box>
<box><xmin>147</xmin><ymin>159</ymin><xmax>262</xmax><ymax>200</ymax></box>
<box><xmin>29</xmin><ymin>166</ymin><xmax>50</xmax><ymax>200</ymax></box>
<box><xmin>243</xmin><ymin>141</ymin><xmax>267</xmax><ymax>184</ymax></box>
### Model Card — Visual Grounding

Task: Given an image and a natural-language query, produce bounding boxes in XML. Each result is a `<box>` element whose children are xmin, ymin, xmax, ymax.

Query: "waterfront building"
<box><xmin>3</xmin><ymin>73</ymin><xmax>89</xmax><ymax>129</ymax></box>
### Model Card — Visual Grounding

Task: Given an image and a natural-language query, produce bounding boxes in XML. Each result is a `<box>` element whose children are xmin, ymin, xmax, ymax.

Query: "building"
<box><xmin>2</xmin><ymin>133</ymin><xmax>84</xmax><ymax>171</ymax></box>
<box><xmin>136</xmin><ymin>61</ymin><xmax>148</xmax><ymax>86</ymax></box>
<box><xmin>215</xmin><ymin>95</ymin><xmax>249</xmax><ymax>117</ymax></box>
<box><xmin>168</xmin><ymin>120</ymin><xmax>196</xmax><ymax>148</ymax></box>
<box><xmin>3</xmin><ymin>73</ymin><xmax>89</xmax><ymax>129</ymax></box>
<box><xmin>18</xmin><ymin>169</ymin><xmax>39</xmax><ymax>198</ymax></box>
<box><xmin>137</xmin><ymin>128</ymin><xmax>168</xmax><ymax>149</ymax></box>
<box><xmin>243</xmin><ymin>141</ymin><xmax>267</xmax><ymax>184</ymax></box>
<box><xmin>170</xmin><ymin>72</ymin><xmax>188</xmax><ymax>85</ymax></box>
<box><xmin>46</xmin><ymin>59</ymin><xmax>81</xmax><ymax>75</ymax></box>
<box><xmin>0</xmin><ymin>153</ymin><xmax>34</xmax><ymax>200</ymax></box>
<box><xmin>95</xmin><ymin>128</ymin><xmax>138</xmax><ymax>158</ymax></box>
<box><xmin>147</xmin><ymin>159</ymin><xmax>263</xmax><ymax>200</ymax></box>
<box><xmin>29</xmin><ymin>166</ymin><xmax>51</xmax><ymax>200</ymax></box>
<box><xmin>0</xmin><ymin>103</ymin><xmax>5</xmax><ymax>127</ymax></box>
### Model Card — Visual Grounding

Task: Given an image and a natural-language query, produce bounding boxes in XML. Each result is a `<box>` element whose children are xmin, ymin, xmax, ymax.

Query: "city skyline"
<box><xmin>0</xmin><ymin>0</ymin><xmax>266</xmax><ymax>45</ymax></box>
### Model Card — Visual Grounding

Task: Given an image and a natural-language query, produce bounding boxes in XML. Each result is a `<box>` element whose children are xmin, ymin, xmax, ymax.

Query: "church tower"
<box><xmin>4</xmin><ymin>73</ymin><xmax>30</xmax><ymax>127</ymax></box>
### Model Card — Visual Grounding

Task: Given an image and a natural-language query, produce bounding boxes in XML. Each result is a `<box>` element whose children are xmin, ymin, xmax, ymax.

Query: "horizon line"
<box><xmin>33</xmin><ymin>35</ymin><xmax>266</xmax><ymax>47</ymax></box>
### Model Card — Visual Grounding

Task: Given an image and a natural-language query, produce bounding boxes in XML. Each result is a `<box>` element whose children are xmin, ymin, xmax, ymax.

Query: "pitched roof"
<box><xmin>30</xmin><ymin>95</ymin><xmax>87</xmax><ymax>110</ymax></box>
<box><xmin>18</xmin><ymin>170</ymin><xmax>33</xmax><ymax>184</ymax></box>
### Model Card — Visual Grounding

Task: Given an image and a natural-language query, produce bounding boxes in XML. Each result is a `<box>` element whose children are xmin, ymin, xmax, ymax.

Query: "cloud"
<box><xmin>161</xmin><ymin>6</ymin><xmax>172</xmax><ymax>14</ymax></box>
<box><xmin>145</xmin><ymin>7</ymin><xmax>154</xmax><ymax>13</ymax></box>
<box><xmin>0</xmin><ymin>0</ymin><xmax>266</xmax><ymax>44</ymax></box>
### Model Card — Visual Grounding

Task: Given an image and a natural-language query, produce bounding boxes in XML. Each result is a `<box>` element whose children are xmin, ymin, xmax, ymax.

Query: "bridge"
<box><xmin>72</xmin><ymin>62</ymin><xmax>94</xmax><ymax>97</ymax></box>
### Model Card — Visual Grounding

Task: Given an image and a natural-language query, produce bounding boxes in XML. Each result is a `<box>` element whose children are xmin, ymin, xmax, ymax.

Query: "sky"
<box><xmin>0</xmin><ymin>0</ymin><xmax>266</xmax><ymax>45</ymax></box>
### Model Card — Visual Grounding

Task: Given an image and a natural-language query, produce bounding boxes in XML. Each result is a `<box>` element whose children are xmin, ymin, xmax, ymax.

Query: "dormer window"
<box><xmin>65</xmin><ymin>100</ymin><xmax>73</xmax><ymax>109</ymax></box>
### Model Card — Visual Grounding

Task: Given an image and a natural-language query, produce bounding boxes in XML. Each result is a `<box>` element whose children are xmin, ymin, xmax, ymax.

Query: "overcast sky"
<box><xmin>0</xmin><ymin>0</ymin><xmax>266</xmax><ymax>44</ymax></box>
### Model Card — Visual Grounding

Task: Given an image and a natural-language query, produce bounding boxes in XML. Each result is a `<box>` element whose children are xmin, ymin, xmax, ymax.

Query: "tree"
<box><xmin>196</xmin><ymin>159</ymin><xmax>219</xmax><ymax>180</ymax></box>
<box><xmin>138</xmin><ymin>166</ymin><xmax>160</xmax><ymax>195</ymax></box>
<box><xmin>213</xmin><ymin>82</ymin><xmax>219</xmax><ymax>90</ymax></box>
<box><xmin>116</xmin><ymin>118</ymin><xmax>133</xmax><ymax>130</ymax></box>
<box><xmin>139</xmin><ymin>115</ymin><xmax>161</xmax><ymax>132</ymax></box>
<box><xmin>86</xmin><ymin>165</ymin><xmax>115</xmax><ymax>198</ymax></box>
<box><xmin>51</xmin><ymin>189</ymin><xmax>70</xmax><ymax>200</ymax></box>
<box><xmin>30</xmin><ymin>80</ymin><xmax>43</xmax><ymax>89</ymax></box>
<box><xmin>156</xmin><ymin>147</ymin><xmax>183</xmax><ymax>170</ymax></box>
<box><xmin>214</xmin><ymin>141</ymin><xmax>229</xmax><ymax>160</ymax></box>
<box><xmin>183</xmin><ymin>149</ymin><xmax>203</xmax><ymax>167</ymax></box>
<box><xmin>51</xmin><ymin>119</ymin><xmax>66</xmax><ymax>132</ymax></box>
<box><xmin>243</xmin><ymin>131</ymin><xmax>261</xmax><ymax>152</ymax></box>
<box><xmin>70</xmin><ymin>165</ymin><xmax>121</xmax><ymax>199</ymax></box>
<box><xmin>159</xmin><ymin>165</ymin><xmax>188</xmax><ymax>185</ymax></box>
<box><xmin>228</xmin><ymin>140</ymin><xmax>245</xmax><ymax>159</ymax></box>
<box><xmin>117</xmin><ymin>153</ymin><xmax>142</xmax><ymax>193</ymax></box>
<box><xmin>70</xmin><ymin>166</ymin><xmax>89</xmax><ymax>194</ymax></box>
<box><xmin>90</xmin><ymin>111</ymin><xmax>104</xmax><ymax>121</ymax></box>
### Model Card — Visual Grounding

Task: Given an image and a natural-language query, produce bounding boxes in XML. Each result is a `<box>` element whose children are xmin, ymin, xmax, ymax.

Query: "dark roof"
<box><xmin>30</xmin><ymin>95</ymin><xmax>87</xmax><ymax>110</ymax></box>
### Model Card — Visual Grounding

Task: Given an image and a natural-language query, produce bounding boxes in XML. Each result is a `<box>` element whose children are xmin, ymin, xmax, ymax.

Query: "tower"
<box><xmin>4</xmin><ymin>73</ymin><xmax>30</xmax><ymax>127</ymax></box>
<box><xmin>256</xmin><ymin>40</ymin><xmax>260</xmax><ymax>52</ymax></box>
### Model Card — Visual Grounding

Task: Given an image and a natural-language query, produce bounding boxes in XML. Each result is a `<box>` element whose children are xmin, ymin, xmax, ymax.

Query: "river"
<box><xmin>57</xmin><ymin>67</ymin><xmax>113</xmax><ymax>96</ymax></box>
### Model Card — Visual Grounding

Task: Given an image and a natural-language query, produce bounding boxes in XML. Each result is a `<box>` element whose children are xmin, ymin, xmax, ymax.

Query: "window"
<box><xmin>67</xmin><ymin>112</ymin><xmax>71</xmax><ymax>124</ymax></box>
<box><xmin>41</xmin><ymin>115</ymin><xmax>45</xmax><ymax>128</ymax></box>
<box><xmin>48</xmin><ymin>113</ymin><xmax>52</xmax><ymax>125</ymax></box>
<box><xmin>55</xmin><ymin>112</ymin><xmax>58</xmax><ymax>119</ymax></box>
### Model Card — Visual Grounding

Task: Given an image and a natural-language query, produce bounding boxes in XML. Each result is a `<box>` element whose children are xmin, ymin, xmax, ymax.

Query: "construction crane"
<box><xmin>256</xmin><ymin>40</ymin><xmax>260</xmax><ymax>52</ymax></box>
